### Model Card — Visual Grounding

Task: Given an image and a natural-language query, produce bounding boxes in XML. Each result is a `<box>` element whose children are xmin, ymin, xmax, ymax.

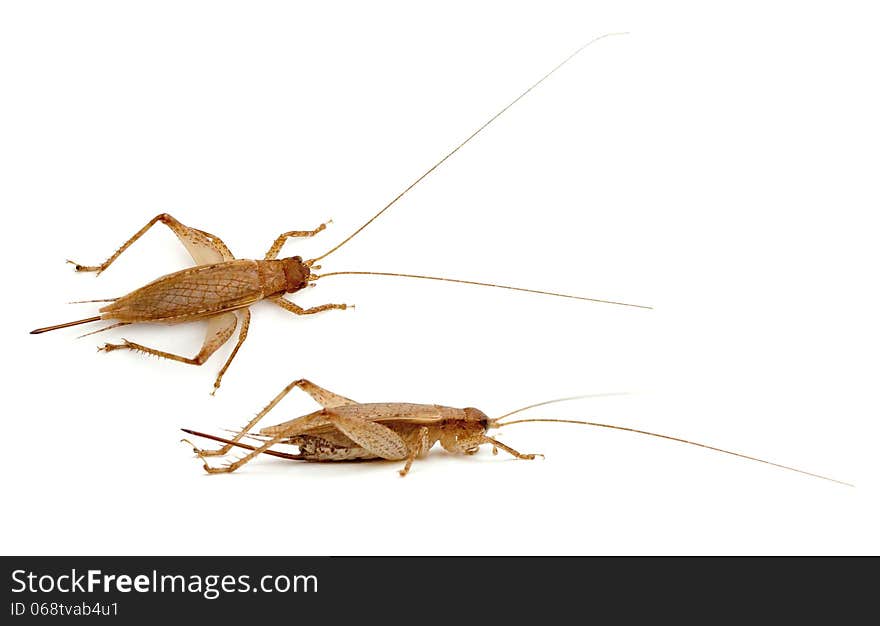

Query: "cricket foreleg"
<box><xmin>210</xmin><ymin>309</ymin><xmax>251</xmax><ymax>395</ymax></box>
<box><xmin>68</xmin><ymin>213</ymin><xmax>234</xmax><ymax>275</ymax></box>
<box><xmin>399</xmin><ymin>427</ymin><xmax>430</xmax><ymax>477</ymax></box>
<box><xmin>264</xmin><ymin>222</ymin><xmax>331</xmax><ymax>260</ymax></box>
<box><xmin>100</xmin><ymin>313</ymin><xmax>237</xmax><ymax>371</ymax></box>
<box><xmin>482</xmin><ymin>436</ymin><xmax>544</xmax><ymax>461</ymax></box>
<box><xmin>271</xmin><ymin>296</ymin><xmax>352</xmax><ymax>315</ymax></box>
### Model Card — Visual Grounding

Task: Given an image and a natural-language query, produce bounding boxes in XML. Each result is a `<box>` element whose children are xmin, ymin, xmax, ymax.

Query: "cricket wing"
<box><xmin>329</xmin><ymin>413</ymin><xmax>409</xmax><ymax>461</ymax></box>
<box><xmin>259</xmin><ymin>403</ymin><xmax>454</xmax><ymax>439</ymax></box>
<box><xmin>331</xmin><ymin>403</ymin><xmax>453</xmax><ymax>425</ymax></box>
<box><xmin>101</xmin><ymin>261</ymin><xmax>263</xmax><ymax>323</ymax></box>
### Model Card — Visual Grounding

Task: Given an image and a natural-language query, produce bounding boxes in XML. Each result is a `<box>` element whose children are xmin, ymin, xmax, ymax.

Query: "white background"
<box><xmin>1</xmin><ymin>1</ymin><xmax>877</xmax><ymax>555</ymax></box>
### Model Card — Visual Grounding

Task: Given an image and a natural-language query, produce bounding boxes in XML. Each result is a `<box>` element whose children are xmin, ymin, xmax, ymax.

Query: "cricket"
<box><xmin>29</xmin><ymin>33</ymin><xmax>650</xmax><ymax>393</ymax></box>
<box><xmin>180</xmin><ymin>378</ymin><xmax>851</xmax><ymax>485</ymax></box>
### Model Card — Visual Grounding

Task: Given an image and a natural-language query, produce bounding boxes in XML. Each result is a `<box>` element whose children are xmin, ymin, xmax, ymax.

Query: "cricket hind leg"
<box><xmin>482</xmin><ymin>435</ymin><xmax>544</xmax><ymax>461</ymax></box>
<box><xmin>68</xmin><ymin>213</ymin><xmax>234</xmax><ymax>275</ymax></box>
<box><xmin>202</xmin><ymin>433</ymin><xmax>289</xmax><ymax>474</ymax></box>
<box><xmin>264</xmin><ymin>221</ymin><xmax>331</xmax><ymax>260</ymax></box>
<box><xmin>271</xmin><ymin>296</ymin><xmax>352</xmax><ymax>316</ymax></box>
<box><xmin>200</xmin><ymin>408</ymin><xmax>408</xmax><ymax>473</ymax></box>
<box><xmin>191</xmin><ymin>378</ymin><xmax>356</xmax><ymax>458</ymax></box>
<box><xmin>294</xmin><ymin>379</ymin><xmax>357</xmax><ymax>408</ymax></box>
<box><xmin>100</xmin><ymin>312</ymin><xmax>237</xmax><ymax>371</ymax></box>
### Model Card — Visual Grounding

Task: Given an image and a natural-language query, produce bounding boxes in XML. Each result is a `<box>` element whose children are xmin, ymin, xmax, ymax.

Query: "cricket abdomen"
<box><xmin>100</xmin><ymin>259</ymin><xmax>289</xmax><ymax>323</ymax></box>
<box><xmin>292</xmin><ymin>435</ymin><xmax>378</xmax><ymax>461</ymax></box>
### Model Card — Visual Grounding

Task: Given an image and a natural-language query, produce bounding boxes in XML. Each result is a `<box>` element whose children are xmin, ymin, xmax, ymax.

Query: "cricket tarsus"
<box><xmin>307</xmin><ymin>32</ymin><xmax>628</xmax><ymax>266</ymax></box>
<box><xmin>314</xmin><ymin>271</ymin><xmax>652</xmax><ymax>309</ymax></box>
<box><xmin>30</xmin><ymin>316</ymin><xmax>102</xmax><ymax>335</ymax></box>
<box><xmin>496</xmin><ymin>418</ymin><xmax>854</xmax><ymax>487</ymax></box>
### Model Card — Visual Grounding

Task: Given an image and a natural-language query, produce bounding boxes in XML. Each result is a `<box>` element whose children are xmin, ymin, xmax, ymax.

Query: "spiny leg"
<box><xmin>399</xmin><ymin>427</ymin><xmax>430</xmax><ymax>477</ymax></box>
<box><xmin>482</xmin><ymin>435</ymin><xmax>543</xmax><ymax>461</ymax></box>
<box><xmin>101</xmin><ymin>312</ymin><xmax>237</xmax><ymax>368</ymax></box>
<box><xmin>202</xmin><ymin>410</ymin><xmax>346</xmax><ymax>472</ymax></box>
<box><xmin>191</xmin><ymin>378</ymin><xmax>342</xmax><ymax>457</ymax></box>
<box><xmin>190</xmin><ymin>227</ymin><xmax>235</xmax><ymax>261</ymax></box>
<box><xmin>210</xmin><ymin>309</ymin><xmax>251</xmax><ymax>395</ymax></box>
<box><xmin>202</xmin><ymin>434</ymin><xmax>288</xmax><ymax>474</ymax></box>
<box><xmin>202</xmin><ymin>410</ymin><xmax>409</xmax><ymax>473</ymax></box>
<box><xmin>293</xmin><ymin>379</ymin><xmax>357</xmax><ymax>408</ymax></box>
<box><xmin>68</xmin><ymin>213</ymin><xmax>233</xmax><ymax>275</ymax></box>
<box><xmin>264</xmin><ymin>221</ymin><xmax>330</xmax><ymax>260</ymax></box>
<box><xmin>271</xmin><ymin>296</ymin><xmax>352</xmax><ymax>316</ymax></box>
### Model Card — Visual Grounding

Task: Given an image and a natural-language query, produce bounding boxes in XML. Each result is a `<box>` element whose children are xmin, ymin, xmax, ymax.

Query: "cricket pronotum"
<box><xmin>180</xmin><ymin>378</ymin><xmax>851</xmax><ymax>486</ymax></box>
<box><xmin>30</xmin><ymin>33</ymin><xmax>649</xmax><ymax>392</ymax></box>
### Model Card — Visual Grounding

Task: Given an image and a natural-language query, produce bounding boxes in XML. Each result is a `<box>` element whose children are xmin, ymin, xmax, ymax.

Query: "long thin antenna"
<box><xmin>30</xmin><ymin>316</ymin><xmax>102</xmax><ymax>335</ymax></box>
<box><xmin>314</xmin><ymin>270</ymin><xmax>651</xmax><ymax>309</ymax></box>
<box><xmin>307</xmin><ymin>32</ymin><xmax>628</xmax><ymax>265</ymax></box>
<box><xmin>495</xmin><ymin>393</ymin><xmax>632</xmax><ymax>422</ymax></box>
<box><xmin>180</xmin><ymin>429</ymin><xmax>303</xmax><ymax>461</ymax></box>
<box><xmin>496</xmin><ymin>418</ymin><xmax>853</xmax><ymax>487</ymax></box>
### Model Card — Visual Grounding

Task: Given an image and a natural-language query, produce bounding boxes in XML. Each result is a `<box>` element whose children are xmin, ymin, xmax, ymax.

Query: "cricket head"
<box><xmin>281</xmin><ymin>256</ymin><xmax>313</xmax><ymax>292</ymax></box>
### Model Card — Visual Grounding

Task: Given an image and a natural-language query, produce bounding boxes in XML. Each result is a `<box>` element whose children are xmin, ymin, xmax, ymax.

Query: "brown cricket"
<box><xmin>30</xmin><ymin>33</ymin><xmax>650</xmax><ymax>392</ymax></box>
<box><xmin>180</xmin><ymin>378</ymin><xmax>851</xmax><ymax>485</ymax></box>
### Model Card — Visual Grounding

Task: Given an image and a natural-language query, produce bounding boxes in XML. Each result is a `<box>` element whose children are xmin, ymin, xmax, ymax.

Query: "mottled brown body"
<box><xmin>31</xmin><ymin>213</ymin><xmax>343</xmax><ymax>392</ymax></box>
<box><xmin>263</xmin><ymin>403</ymin><xmax>491</xmax><ymax>462</ymax></box>
<box><xmin>181</xmin><ymin>379</ymin><xmax>852</xmax><ymax>485</ymax></box>
<box><xmin>100</xmin><ymin>259</ymin><xmax>304</xmax><ymax>324</ymax></box>
<box><xmin>182</xmin><ymin>379</ymin><xmax>535</xmax><ymax>476</ymax></box>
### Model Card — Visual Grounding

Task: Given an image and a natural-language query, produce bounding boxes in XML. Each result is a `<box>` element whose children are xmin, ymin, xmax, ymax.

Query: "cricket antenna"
<box><xmin>493</xmin><ymin>393</ymin><xmax>632</xmax><ymax>423</ymax></box>
<box><xmin>494</xmin><ymin>418</ymin><xmax>853</xmax><ymax>487</ymax></box>
<box><xmin>313</xmin><ymin>270</ymin><xmax>652</xmax><ymax>309</ymax></box>
<box><xmin>306</xmin><ymin>32</ymin><xmax>628</xmax><ymax>266</ymax></box>
<box><xmin>30</xmin><ymin>316</ymin><xmax>102</xmax><ymax>335</ymax></box>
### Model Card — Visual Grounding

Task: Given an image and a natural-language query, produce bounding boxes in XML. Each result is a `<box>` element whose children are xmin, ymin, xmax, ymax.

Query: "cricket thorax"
<box><xmin>254</xmin><ymin>257</ymin><xmax>310</xmax><ymax>297</ymax></box>
<box><xmin>438</xmin><ymin>410</ymin><xmax>489</xmax><ymax>454</ymax></box>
